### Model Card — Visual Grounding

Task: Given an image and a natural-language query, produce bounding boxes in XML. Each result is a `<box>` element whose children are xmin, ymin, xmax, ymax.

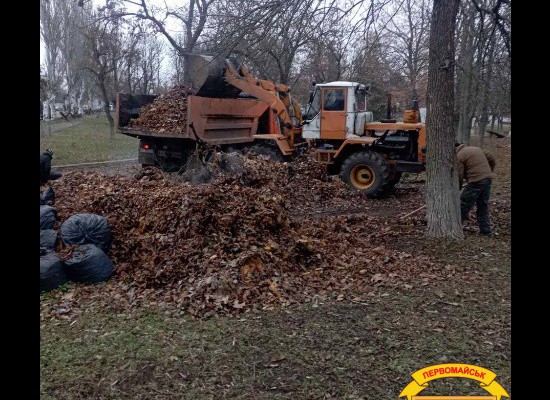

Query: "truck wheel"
<box><xmin>155</xmin><ymin>152</ymin><xmax>186</xmax><ymax>173</ymax></box>
<box><xmin>340</xmin><ymin>151</ymin><xmax>389</xmax><ymax>196</ymax></box>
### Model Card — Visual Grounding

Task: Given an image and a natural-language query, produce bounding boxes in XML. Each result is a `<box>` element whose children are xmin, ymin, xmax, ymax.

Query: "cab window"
<box><xmin>304</xmin><ymin>88</ymin><xmax>321</xmax><ymax>119</ymax></box>
<box><xmin>323</xmin><ymin>89</ymin><xmax>345</xmax><ymax>111</ymax></box>
<box><xmin>355</xmin><ymin>88</ymin><xmax>366</xmax><ymax>111</ymax></box>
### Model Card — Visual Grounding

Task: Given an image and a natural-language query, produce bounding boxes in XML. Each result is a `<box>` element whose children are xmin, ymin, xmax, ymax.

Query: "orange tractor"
<box><xmin>116</xmin><ymin>55</ymin><xmax>426</xmax><ymax>196</ymax></box>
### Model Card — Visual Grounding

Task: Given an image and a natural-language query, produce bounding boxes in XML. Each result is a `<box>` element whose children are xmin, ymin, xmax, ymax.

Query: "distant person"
<box><xmin>40</xmin><ymin>149</ymin><xmax>62</xmax><ymax>185</ymax></box>
<box><xmin>455</xmin><ymin>143</ymin><xmax>496</xmax><ymax>235</ymax></box>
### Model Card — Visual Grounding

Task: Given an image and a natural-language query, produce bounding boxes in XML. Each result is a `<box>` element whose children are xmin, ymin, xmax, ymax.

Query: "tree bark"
<box><xmin>99</xmin><ymin>79</ymin><xmax>115</xmax><ymax>138</ymax></box>
<box><xmin>425</xmin><ymin>0</ymin><xmax>463</xmax><ymax>239</ymax></box>
<box><xmin>478</xmin><ymin>34</ymin><xmax>496</xmax><ymax>148</ymax></box>
<box><xmin>455</xmin><ymin>2</ymin><xmax>476</xmax><ymax>145</ymax></box>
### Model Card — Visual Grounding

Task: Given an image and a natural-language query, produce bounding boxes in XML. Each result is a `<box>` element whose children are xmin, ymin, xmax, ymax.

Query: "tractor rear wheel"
<box><xmin>340</xmin><ymin>151</ymin><xmax>389</xmax><ymax>196</ymax></box>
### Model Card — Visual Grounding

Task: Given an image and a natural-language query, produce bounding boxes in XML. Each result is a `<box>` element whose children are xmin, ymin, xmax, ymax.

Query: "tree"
<box><xmin>384</xmin><ymin>0</ymin><xmax>431</xmax><ymax>103</ymax></box>
<box><xmin>113</xmin><ymin>0</ymin><xmax>215</xmax><ymax>83</ymax></box>
<box><xmin>454</xmin><ymin>0</ymin><xmax>510</xmax><ymax>145</ymax></box>
<box><xmin>40</xmin><ymin>0</ymin><xmax>65</xmax><ymax>119</ymax></box>
<box><xmin>81</xmin><ymin>7</ymin><xmax>128</xmax><ymax>137</ymax></box>
<box><xmin>425</xmin><ymin>0</ymin><xmax>463</xmax><ymax>239</ymax></box>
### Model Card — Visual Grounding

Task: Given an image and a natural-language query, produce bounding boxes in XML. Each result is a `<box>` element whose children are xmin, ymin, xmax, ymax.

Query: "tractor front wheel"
<box><xmin>340</xmin><ymin>151</ymin><xmax>389</xmax><ymax>196</ymax></box>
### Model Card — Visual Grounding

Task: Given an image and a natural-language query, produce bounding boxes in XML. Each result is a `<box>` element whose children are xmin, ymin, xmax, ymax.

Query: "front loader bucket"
<box><xmin>187</xmin><ymin>54</ymin><xmax>242</xmax><ymax>98</ymax></box>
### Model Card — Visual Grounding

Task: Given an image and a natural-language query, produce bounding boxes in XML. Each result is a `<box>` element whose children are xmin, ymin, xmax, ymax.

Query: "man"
<box><xmin>455</xmin><ymin>143</ymin><xmax>496</xmax><ymax>235</ymax></box>
<box><xmin>40</xmin><ymin>149</ymin><xmax>62</xmax><ymax>185</ymax></box>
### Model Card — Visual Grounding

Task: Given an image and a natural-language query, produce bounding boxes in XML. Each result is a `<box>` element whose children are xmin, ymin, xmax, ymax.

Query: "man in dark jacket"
<box><xmin>455</xmin><ymin>143</ymin><xmax>496</xmax><ymax>235</ymax></box>
<box><xmin>40</xmin><ymin>149</ymin><xmax>53</xmax><ymax>185</ymax></box>
<box><xmin>40</xmin><ymin>149</ymin><xmax>62</xmax><ymax>185</ymax></box>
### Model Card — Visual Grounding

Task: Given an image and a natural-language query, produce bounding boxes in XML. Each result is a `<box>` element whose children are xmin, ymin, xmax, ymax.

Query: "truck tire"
<box><xmin>340</xmin><ymin>151</ymin><xmax>389</xmax><ymax>196</ymax></box>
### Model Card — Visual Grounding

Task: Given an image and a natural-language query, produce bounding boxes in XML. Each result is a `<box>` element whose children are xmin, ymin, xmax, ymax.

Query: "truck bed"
<box><xmin>115</xmin><ymin>93</ymin><xmax>272</xmax><ymax>145</ymax></box>
<box><xmin>116</xmin><ymin>93</ymin><xmax>185</xmax><ymax>138</ymax></box>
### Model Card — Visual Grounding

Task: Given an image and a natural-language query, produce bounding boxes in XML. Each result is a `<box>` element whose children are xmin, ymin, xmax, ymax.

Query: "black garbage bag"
<box><xmin>40</xmin><ymin>249</ymin><xmax>68</xmax><ymax>293</ymax></box>
<box><xmin>40</xmin><ymin>205</ymin><xmax>57</xmax><ymax>230</ymax></box>
<box><xmin>40</xmin><ymin>150</ymin><xmax>53</xmax><ymax>185</ymax></box>
<box><xmin>49</xmin><ymin>171</ymin><xmax>62</xmax><ymax>181</ymax></box>
<box><xmin>60</xmin><ymin>213</ymin><xmax>112</xmax><ymax>251</ymax></box>
<box><xmin>64</xmin><ymin>244</ymin><xmax>113</xmax><ymax>284</ymax></box>
<box><xmin>40</xmin><ymin>186</ymin><xmax>55</xmax><ymax>205</ymax></box>
<box><xmin>40</xmin><ymin>229</ymin><xmax>58</xmax><ymax>249</ymax></box>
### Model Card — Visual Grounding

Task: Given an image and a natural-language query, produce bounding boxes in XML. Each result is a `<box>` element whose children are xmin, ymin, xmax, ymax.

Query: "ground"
<box><xmin>40</xmin><ymin>118</ymin><xmax>510</xmax><ymax>399</ymax></box>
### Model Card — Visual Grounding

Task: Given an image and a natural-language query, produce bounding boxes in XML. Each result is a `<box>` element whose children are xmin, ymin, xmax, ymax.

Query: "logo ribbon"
<box><xmin>398</xmin><ymin>363</ymin><xmax>509</xmax><ymax>400</ymax></box>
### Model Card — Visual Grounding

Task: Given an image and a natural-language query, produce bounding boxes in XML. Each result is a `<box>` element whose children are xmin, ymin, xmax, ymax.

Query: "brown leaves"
<box><xmin>127</xmin><ymin>85</ymin><xmax>195</xmax><ymax>134</ymax></box>
<box><xmin>42</xmin><ymin>152</ymin><xmax>478</xmax><ymax>319</ymax></box>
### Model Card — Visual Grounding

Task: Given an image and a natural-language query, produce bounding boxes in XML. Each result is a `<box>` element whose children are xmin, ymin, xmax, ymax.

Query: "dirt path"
<box><xmin>40</xmin><ymin>119</ymin><xmax>83</xmax><ymax>135</ymax></box>
<box><xmin>54</xmin><ymin>159</ymin><xmax>141</xmax><ymax>177</ymax></box>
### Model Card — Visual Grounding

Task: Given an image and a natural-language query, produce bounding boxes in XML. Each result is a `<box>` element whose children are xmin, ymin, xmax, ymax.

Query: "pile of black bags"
<box><xmin>40</xmin><ymin>186</ymin><xmax>114</xmax><ymax>293</ymax></box>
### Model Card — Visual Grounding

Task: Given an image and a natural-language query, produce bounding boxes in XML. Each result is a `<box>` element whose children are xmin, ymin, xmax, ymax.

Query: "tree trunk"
<box><xmin>425</xmin><ymin>0</ymin><xmax>463</xmax><ymax>239</ymax></box>
<box><xmin>99</xmin><ymin>79</ymin><xmax>114</xmax><ymax>138</ymax></box>
<box><xmin>478</xmin><ymin>36</ymin><xmax>496</xmax><ymax>148</ymax></box>
<box><xmin>454</xmin><ymin>2</ymin><xmax>477</xmax><ymax>145</ymax></box>
<box><xmin>182</xmin><ymin>53</ymin><xmax>191</xmax><ymax>85</ymax></box>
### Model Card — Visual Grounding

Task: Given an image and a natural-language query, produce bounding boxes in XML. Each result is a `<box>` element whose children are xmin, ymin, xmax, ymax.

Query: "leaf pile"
<box><xmin>42</xmin><ymin>154</ymin><xmax>464</xmax><ymax>318</ymax></box>
<box><xmin>127</xmin><ymin>84</ymin><xmax>195</xmax><ymax>134</ymax></box>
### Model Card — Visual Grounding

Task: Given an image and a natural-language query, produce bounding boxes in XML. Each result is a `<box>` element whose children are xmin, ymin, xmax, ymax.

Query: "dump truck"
<box><xmin>116</xmin><ymin>55</ymin><xmax>426</xmax><ymax>196</ymax></box>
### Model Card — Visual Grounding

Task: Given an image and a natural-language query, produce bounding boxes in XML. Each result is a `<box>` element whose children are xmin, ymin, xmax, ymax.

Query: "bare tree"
<box><xmin>122</xmin><ymin>22</ymin><xmax>164</xmax><ymax>94</ymax></box>
<box><xmin>81</xmin><ymin>7</ymin><xmax>128</xmax><ymax>137</ymax></box>
<box><xmin>40</xmin><ymin>0</ymin><xmax>65</xmax><ymax>119</ymax></box>
<box><xmin>425</xmin><ymin>0</ymin><xmax>463</xmax><ymax>239</ymax></box>
<box><xmin>454</xmin><ymin>0</ymin><xmax>478</xmax><ymax>144</ymax></box>
<box><xmin>384</xmin><ymin>0</ymin><xmax>431</xmax><ymax>103</ymax></box>
<box><xmin>112</xmin><ymin>0</ymin><xmax>215</xmax><ymax>83</ymax></box>
<box><xmin>454</xmin><ymin>0</ymin><xmax>510</xmax><ymax>144</ymax></box>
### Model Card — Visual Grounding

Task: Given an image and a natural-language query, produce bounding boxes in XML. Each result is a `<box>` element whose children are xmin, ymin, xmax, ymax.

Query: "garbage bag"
<box><xmin>49</xmin><ymin>171</ymin><xmax>62</xmax><ymax>181</ymax></box>
<box><xmin>64</xmin><ymin>244</ymin><xmax>113</xmax><ymax>284</ymax></box>
<box><xmin>40</xmin><ymin>205</ymin><xmax>57</xmax><ymax>230</ymax></box>
<box><xmin>60</xmin><ymin>213</ymin><xmax>112</xmax><ymax>251</ymax></box>
<box><xmin>40</xmin><ymin>151</ymin><xmax>53</xmax><ymax>185</ymax></box>
<box><xmin>40</xmin><ymin>250</ymin><xmax>68</xmax><ymax>292</ymax></box>
<box><xmin>40</xmin><ymin>186</ymin><xmax>55</xmax><ymax>205</ymax></box>
<box><xmin>40</xmin><ymin>229</ymin><xmax>58</xmax><ymax>250</ymax></box>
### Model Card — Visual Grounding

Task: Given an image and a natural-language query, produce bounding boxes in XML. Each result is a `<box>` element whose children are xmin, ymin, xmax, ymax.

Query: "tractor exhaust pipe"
<box><xmin>381</xmin><ymin>93</ymin><xmax>396</xmax><ymax>123</ymax></box>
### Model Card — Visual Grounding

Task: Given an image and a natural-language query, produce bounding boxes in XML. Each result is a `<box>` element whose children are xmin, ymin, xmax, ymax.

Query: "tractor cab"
<box><xmin>302</xmin><ymin>82</ymin><xmax>374</xmax><ymax>140</ymax></box>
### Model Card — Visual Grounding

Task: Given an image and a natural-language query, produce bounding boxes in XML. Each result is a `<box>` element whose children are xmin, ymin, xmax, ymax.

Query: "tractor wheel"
<box><xmin>340</xmin><ymin>151</ymin><xmax>389</xmax><ymax>196</ymax></box>
<box><xmin>243</xmin><ymin>143</ymin><xmax>284</xmax><ymax>162</ymax></box>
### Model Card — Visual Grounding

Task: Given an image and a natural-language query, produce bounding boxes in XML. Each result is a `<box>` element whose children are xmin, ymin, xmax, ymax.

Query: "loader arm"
<box><xmin>186</xmin><ymin>54</ymin><xmax>301</xmax><ymax>154</ymax></box>
<box><xmin>224</xmin><ymin>64</ymin><xmax>297</xmax><ymax>149</ymax></box>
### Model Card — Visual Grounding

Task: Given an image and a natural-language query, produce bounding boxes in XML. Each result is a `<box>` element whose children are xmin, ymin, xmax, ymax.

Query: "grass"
<box><xmin>40</xmin><ymin>115</ymin><xmax>138</xmax><ymax>165</ymax></box>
